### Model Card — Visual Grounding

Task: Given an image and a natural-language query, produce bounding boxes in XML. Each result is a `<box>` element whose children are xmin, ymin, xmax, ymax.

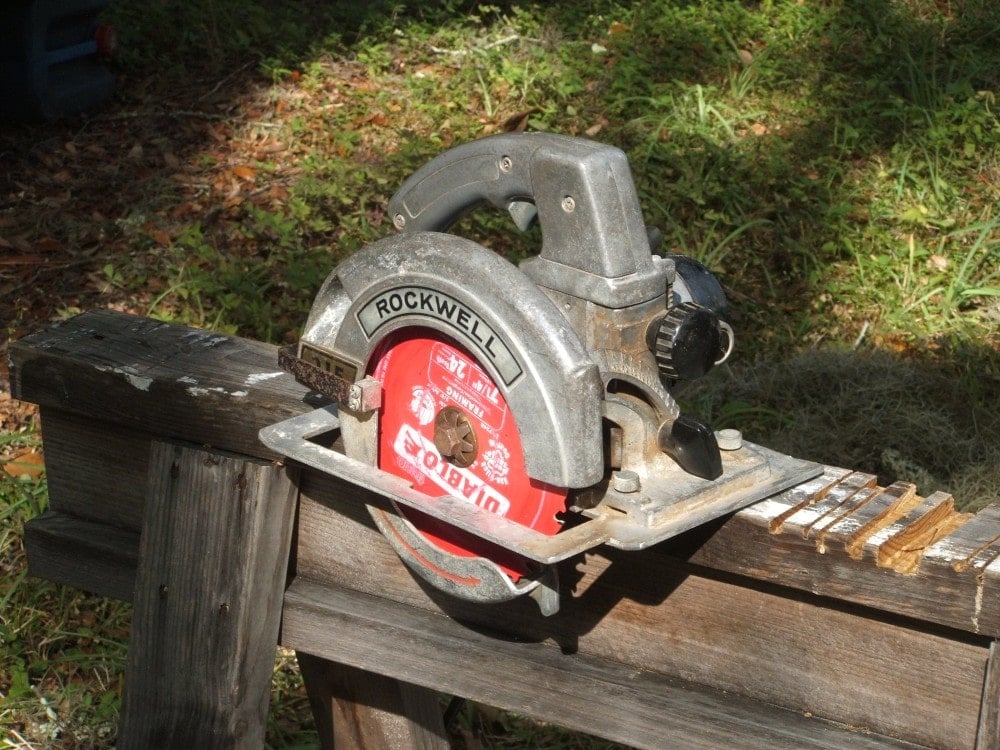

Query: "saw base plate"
<box><xmin>260</xmin><ymin>405</ymin><xmax>822</xmax><ymax>565</ymax></box>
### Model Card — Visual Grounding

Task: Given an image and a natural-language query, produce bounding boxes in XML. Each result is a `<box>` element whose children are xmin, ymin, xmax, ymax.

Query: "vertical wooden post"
<box><xmin>977</xmin><ymin>640</ymin><xmax>1000</xmax><ymax>750</ymax></box>
<box><xmin>297</xmin><ymin>652</ymin><xmax>449</xmax><ymax>750</ymax></box>
<box><xmin>118</xmin><ymin>441</ymin><xmax>298</xmax><ymax>748</ymax></box>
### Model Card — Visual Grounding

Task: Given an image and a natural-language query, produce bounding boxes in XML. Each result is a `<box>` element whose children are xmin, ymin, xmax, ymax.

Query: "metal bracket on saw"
<box><xmin>260</xmin><ymin>405</ymin><xmax>821</xmax><ymax>563</ymax></box>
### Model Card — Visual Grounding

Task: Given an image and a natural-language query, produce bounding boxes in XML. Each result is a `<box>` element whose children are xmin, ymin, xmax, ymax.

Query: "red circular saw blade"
<box><xmin>370</xmin><ymin>331</ymin><xmax>567</xmax><ymax>580</ymax></box>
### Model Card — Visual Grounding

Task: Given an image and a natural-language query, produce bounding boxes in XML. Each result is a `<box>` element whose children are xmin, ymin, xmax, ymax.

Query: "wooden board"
<box><xmin>24</xmin><ymin>510</ymin><xmax>138</xmax><ymax>602</ymax></box>
<box><xmin>39</xmin><ymin>408</ymin><xmax>150</xmax><ymax>531</ymax></box>
<box><xmin>282</xmin><ymin>579</ymin><xmax>927</xmax><ymax>750</ymax></box>
<box><xmin>296</xmin><ymin>653</ymin><xmax>449</xmax><ymax>750</ymax></box>
<box><xmin>12</xmin><ymin>311</ymin><xmax>1000</xmax><ymax>638</ymax></box>
<box><xmin>10</xmin><ymin>310</ymin><xmax>310</xmax><ymax>461</ymax></box>
<box><xmin>294</xmin><ymin>471</ymin><xmax>989</xmax><ymax>750</ymax></box>
<box><xmin>118</xmin><ymin>441</ymin><xmax>298</xmax><ymax>748</ymax></box>
<box><xmin>685</xmin><ymin>467</ymin><xmax>1000</xmax><ymax>637</ymax></box>
<box><xmin>11</xmin><ymin>311</ymin><xmax>1000</xmax><ymax>749</ymax></box>
<box><xmin>977</xmin><ymin>641</ymin><xmax>1000</xmax><ymax>750</ymax></box>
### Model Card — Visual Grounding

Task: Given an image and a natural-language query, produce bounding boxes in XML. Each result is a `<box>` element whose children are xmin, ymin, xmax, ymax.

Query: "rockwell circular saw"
<box><xmin>260</xmin><ymin>133</ymin><xmax>820</xmax><ymax>615</ymax></box>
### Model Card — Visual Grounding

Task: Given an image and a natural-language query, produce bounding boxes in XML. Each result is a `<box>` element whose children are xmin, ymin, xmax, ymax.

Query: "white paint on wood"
<box><xmin>180</xmin><ymin>330</ymin><xmax>230</xmax><ymax>348</ymax></box>
<box><xmin>925</xmin><ymin>537</ymin><xmax>992</xmax><ymax>566</ymax></box>
<box><xmin>186</xmin><ymin>385</ymin><xmax>248</xmax><ymax>398</ymax></box>
<box><xmin>738</xmin><ymin>497</ymin><xmax>796</xmax><ymax>523</ymax></box>
<box><xmin>737</xmin><ymin>469</ymin><xmax>848</xmax><ymax>525</ymax></box>
<box><xmin>94</xmin><ymin>363</ymin><xmax>153</xmax><ymax>391</ymax></box>
<box><xmin>246</xmin><ymin>372</ymin><xmax>284</xmax><ymax>385</ymax></box>
<box><xmin>124</xmin><ymin>373</ymin><xmax>153</xmax><ymax>391</ymax></box>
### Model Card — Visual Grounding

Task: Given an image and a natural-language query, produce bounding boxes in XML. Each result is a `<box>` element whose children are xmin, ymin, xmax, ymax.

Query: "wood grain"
<box><xmin>12</xmin><ymin>311</ymin><xmax>1000</xmax><ymax>749</ymax></box>
<box><xmin>23</xmin><ymin>510</ymin><xmax>138</xmax><ymax>601</ymax></box>
<box><xmin>296</xmin><ymin>652</ymin><xmax>449</xmax><ymax>750</ymax></box>
<box><xmin>10</xmin><ymin>310</ymin><xmax>310</xmax><ymax>460</ymax></box>
<box><xmin>977</xmin><ymin>641</ymin><xmax>1000</xmax><ymax>750</ymax></box>
<box><xmin>118</xmin><ymin>441</ymin><xmax>298</xmax><ymax>749</ymax></box>
<box><xmin>38</xmin><ymin>408</ymin><xmax>150</xmax><ymax>531</ymax></box>
<box><xmin>283</xmin><ymin>579</ymin><xmax>926</xmax><ymax>750</ymax></box>
<box><xmin>294</xmin><ymin>471</ymin><xmax>989</xmax><ymax>750</ymax></box>
<box><xmin>14</xmin><ymin>311</ymin><xmax>1000</xmax><ymax>636</ymax></box>
<box><xmin>687</xmin><ymin>469</ymin><xmax>1000</xmax><ymax>637</ymax></box>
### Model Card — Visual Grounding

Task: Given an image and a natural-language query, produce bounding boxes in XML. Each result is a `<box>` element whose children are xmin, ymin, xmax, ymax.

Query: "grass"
<box><xmin>1</xmin><ymin>0</ymin><xmax>999</xmax><ymax>746</ymax></box>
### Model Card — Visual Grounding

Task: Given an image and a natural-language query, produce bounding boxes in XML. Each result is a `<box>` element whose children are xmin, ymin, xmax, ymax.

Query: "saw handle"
<box><xmin>389</xmin><ymin>133</ymin><xmax>546</xmax><ymax>233</ymax></box>
<box><xmin>387</xmin><ymin>133</ymin><xmax>662</xmax><ymax>305</ymax></box>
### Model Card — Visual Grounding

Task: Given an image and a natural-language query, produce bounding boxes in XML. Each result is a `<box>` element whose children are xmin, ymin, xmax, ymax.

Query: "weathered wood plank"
<box><xmin>926</xmin><ymin>506</ymin><xmax>1000</xmax><ymax>573</ymax></box>
<box><xmin>764</xmin><ymin>467</ymin><xmax>858</xmax><ymax>532</ymax></box>
<box><xmin>789</xmin><ymin>483</ymin><xmax>880</xmax><ymax>542</ymax></box>
<box><xmin>689</xmin><ymin>478</ymin><xmax>999</xmax><ymax>637</ymax></box>
<box><xmin>819</xmin><ymin>482</ymin><xmax>920</xmax><ymax>559</ymax></box>
<box><xmin>295</xmin><ymin>472</ymin><xmax>989</xmax><ymax>750</ymax></box>
<box><xmin>769</xmin><ymin>470</ymin><xmax>878</xmax><ymax>535</ymax></box>
<box><xmin>12</xmin><ymin>312</ymin><xmax>1000</xmax><ymax>748</ymax></box>
<box><xmin>118</xmin><ymin>441</ymin><xmax>298</xmax><ymax>749</ymax></box>
<box><xmin>38</xmin><ymin>408</ymin><xmax>150</xmax><ymax>531</ymax></box>
<box><xmin>976</xmin><ymin>640</ymin><xmax>1000</xmax><ymax>750</ymax></box>
<box><xmin>282</xmin><ymin>579</ymin><xmax>927</xmax><ymax>750</ymax></box>
<box><xmin>23</xmin><ymin>510</ymin><xmax>138</xmax><ymax>601</ymax></box>
<box><xmin>874</xmin><ymin>492</ymin><xmax>965</xmax><ymax>572</ymax></box>
<box><xmin>9</xmin><ymin>310</ymin><xmax>310</xmax><ymax>460</ymax></box>
<box><xmin>13</xmin><ymin>312</ymin><xmax>1000</xmax><ymax>634</ymax></box>
<box><xmin>297</xmin><ymin>652</ymin><xmax>449</xmax><ymax>750</ymax></box>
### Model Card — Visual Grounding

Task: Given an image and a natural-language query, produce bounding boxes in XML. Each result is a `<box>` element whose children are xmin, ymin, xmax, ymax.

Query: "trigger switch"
<box><xmin>508</xmin><ymin>200</ymin><xmax>538</xmax><ymax>231</ymax></box>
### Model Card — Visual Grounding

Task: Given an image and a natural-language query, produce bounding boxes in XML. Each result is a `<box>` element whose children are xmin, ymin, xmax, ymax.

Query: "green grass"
<box><xmin>0</xmin><ymin>431</ymin><xmax>128</xmax><ymax>748</ymax></box>
<box><xmin>2</xmin><ymin>0</ymin><xmax>999</xmax><ymax>746</ymax></box>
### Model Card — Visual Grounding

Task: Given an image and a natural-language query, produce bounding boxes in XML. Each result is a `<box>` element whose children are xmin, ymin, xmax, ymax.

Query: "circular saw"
<box><xmin>261</xmin><ymin>133</ymin><xmax>821</xmax><ymax>615</ymax></box>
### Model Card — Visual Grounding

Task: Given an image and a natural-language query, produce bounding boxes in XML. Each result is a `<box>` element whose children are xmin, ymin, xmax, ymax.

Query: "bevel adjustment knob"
<box><xmin>653</xmin><ymin>302</ymin><xmax>721</xmax><ymax>381</ymax></box>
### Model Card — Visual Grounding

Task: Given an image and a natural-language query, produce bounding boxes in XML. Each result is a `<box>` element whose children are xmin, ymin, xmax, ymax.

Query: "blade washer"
<box><xmin>433</xmin><ymin>406</ymin><xmax>478</xmax><ymax>468</ymax></box>
<box><xmin>370</xmin><ymin>330</ymin><xmax>567</xmax><ymax>580</ymax></box>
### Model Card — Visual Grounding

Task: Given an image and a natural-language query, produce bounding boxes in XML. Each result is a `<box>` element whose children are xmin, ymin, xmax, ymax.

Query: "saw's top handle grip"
<box><xmin>387</xmin><ymin>133</ymin><xmax>667</xmax><ymax>308</ymax></box>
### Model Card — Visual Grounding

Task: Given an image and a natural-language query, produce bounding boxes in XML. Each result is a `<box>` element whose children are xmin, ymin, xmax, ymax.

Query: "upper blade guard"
<box><xmin>301</xmin><ymin>230</ymin><xmax>606</xmax><ymax>491</ymax></box>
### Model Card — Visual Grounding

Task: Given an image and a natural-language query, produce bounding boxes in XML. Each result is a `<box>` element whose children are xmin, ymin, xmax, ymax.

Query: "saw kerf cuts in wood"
<box><xmin>260</xmin><ymin>133</ymin><xmax>822</xmax><ymax>614</ymax></box>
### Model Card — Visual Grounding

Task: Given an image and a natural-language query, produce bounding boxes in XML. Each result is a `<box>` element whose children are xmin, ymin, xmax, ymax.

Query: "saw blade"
<box><xmin>370</xmin><ymin>330</ymin><xmax>567</xmax><ymax>579</ymax></box>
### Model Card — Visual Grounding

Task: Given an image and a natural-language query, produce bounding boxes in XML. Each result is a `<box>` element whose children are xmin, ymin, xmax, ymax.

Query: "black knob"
<box><xmin>653</xmin><ymin>302</ymin><xmax>721</xmax><ymax>381</ymax></box>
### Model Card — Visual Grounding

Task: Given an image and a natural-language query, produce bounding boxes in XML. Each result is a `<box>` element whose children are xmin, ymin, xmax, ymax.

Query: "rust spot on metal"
<box><xmin>279</xmin><ymin>344</ymin><xmax>353</xmax><ymax>403</ymax></box>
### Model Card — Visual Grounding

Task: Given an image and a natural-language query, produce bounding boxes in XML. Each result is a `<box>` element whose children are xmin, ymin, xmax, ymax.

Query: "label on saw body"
<box><xmin>371</xmin><ymin>333</ymin><xmax>566</xmax><ymax>575</ymax></box>
<box><xmin>358</xmin><ymin>286</ymin><xmax>523</xmax><ymax>386</ymax></box>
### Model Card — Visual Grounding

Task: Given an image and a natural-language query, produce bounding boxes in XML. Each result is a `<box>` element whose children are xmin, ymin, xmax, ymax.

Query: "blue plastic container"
<box><xmin>0</xmin><ymin>0</ymin><xmax>116</xmax><ymax>121</ymax></box>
